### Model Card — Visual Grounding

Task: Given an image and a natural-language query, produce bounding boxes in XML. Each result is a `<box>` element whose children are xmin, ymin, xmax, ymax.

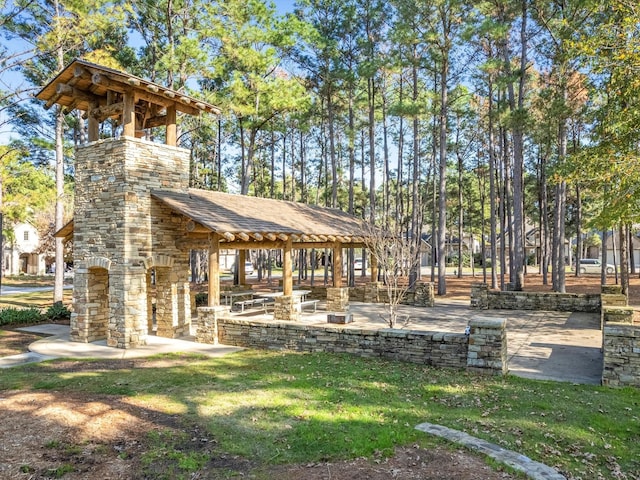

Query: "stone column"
<box><xmin>466</xmin><ymin>317</ymin><xmax>507</xmax><ymax>376</ymax></box>
<box><xmin>108</xmin><ymin>266</ymin><xmax>148</xmax><ymax>348</ymax></box>
<box><xmin>414</xmin><ymin>281</ymin><xmax>435</xmax><ymax>307</ymax></box>
<box><xmin>470</xmin><ymin>282</ymin><xmax>489</xmax><ymax>309</ymax></box>
<box><xmin>602</xmin><ymin>324</ymin><xmax>640</xmax><ymax>387</ymax></box>
<box><xmin>177</xmin><ymin>280</ymin><xmax>191</xmax><ymax>336</ymax></box>
<box><xmin>327</xmin><ymin>286</ymin><xmax>350</xmax><ymax>312</ymax></box>
<box><xmin>602</xmin><ymin>284</ymin><xmax>623</xmax><ymax>295</ymax></box>
<box><xmin>196</xmin><ymin>305</ymin><xmax>230</xmax><ymax>345</ymax></box>
<box><xmin>274</xmin><ymin>295</ymin><xmax>301</xmax><ymax>322</ymax></box>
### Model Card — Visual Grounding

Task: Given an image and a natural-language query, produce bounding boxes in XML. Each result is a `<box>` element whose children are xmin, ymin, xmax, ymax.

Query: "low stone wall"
<box><xmin>470</xmin><ymin>283</ymin><xmax>600</xmax><ymax>313</ymax></box>
<box><xmin>602</xmin><ymin>323</ymin><xmax>640</xmax><ymax>387</ymax></box>
<box><xmin>203</xmin><ymin>313</ymin><xmax>507</xmax><ymax>376</ymax></box>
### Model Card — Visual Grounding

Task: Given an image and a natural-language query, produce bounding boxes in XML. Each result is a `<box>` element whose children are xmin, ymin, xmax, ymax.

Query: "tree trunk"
<box><xmin>437</xmin><ymin>55</ymin><xmax>448</xmax><ymax>296</ymax></box>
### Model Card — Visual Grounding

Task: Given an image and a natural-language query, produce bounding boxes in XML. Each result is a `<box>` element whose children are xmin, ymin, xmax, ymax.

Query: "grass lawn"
<box><xmin>0</xmin><ymin>275</ymin><xmax>72</xmax><ymax>310</ymax></box>
<box><xmin>1</xmin><ymin>350</ymin><xmax>638</xmax><ymax>479</ymax></box>
<box><xmin>0</xmin><ymin>290</ymin><xmax>72</xmax><ymax>310</ymax></box>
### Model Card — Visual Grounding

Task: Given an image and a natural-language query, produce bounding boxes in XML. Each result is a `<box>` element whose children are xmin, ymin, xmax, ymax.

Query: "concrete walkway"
<box><xmin>0</xmin><ymin>324</ymin><xmax>243</xmax><ymax>368</ymax></box>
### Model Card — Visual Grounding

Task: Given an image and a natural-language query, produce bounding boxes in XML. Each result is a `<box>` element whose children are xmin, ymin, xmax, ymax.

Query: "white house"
<box><xmin>2</xmin><ymin>222</ymin><xmax>47</xmax><ymax>276</ymax></box>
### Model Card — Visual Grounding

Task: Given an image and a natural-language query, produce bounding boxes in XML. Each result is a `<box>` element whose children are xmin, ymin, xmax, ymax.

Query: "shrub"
<box><xmin>44</xmin><ymin>302</ymin><xmax>71</xmax><ymax>321</ymax></box>
<box><xmin>0</xmin><ymin>307</ymin><xmax>43</xmax><ymax>326</ymax></box>
<box><xmin>195</xmin><ymin>293</ymin><xmax>208</xmax><ymax>307</ymax></box>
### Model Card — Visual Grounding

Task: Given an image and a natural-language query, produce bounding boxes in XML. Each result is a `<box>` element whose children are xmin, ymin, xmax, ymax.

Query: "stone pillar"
<box><xmin>327</xmin><ymin>286</ymin><xmax>350</xmax><ymax>312</ymax></box>
<box><xmin>177</xmin><ymin>281</ymin><xmax>191</xmax><ymax>336</ymax></box>
<box><xmin>466</xmin><ymin>317</ymin><xmax>507</xmax><ymax>375</ymax></box>
<box><xmin>274</xmin><ymin>295</ymin><xmax>301</xmax><ymax>322</ymax></box>
<box><xmin>470</xmin><ymin>282</ymin><xmax>489</xmax><ymax>309</ymax></box>
<box><xmin>196</xmin><ymin>305</ymin><xmax>230</xmax><ymax>345</ymax></box>
<box><xmin>602</xmin><ymin>307</ymin><xmax>635</xmax><ymax>325</ymax></box>
<box><xmin>414</xmin><ymin>281</ymin><xmax>435</xmax><ymax>307</ymax></box>
<box><xmin>602</xmin><ymin>284</ymin><xmax>623</xmax><ymax>295</ymax></box>
<box><xmin>146</xmin><ymin>269</ymin><xmax>154</xmax><ymax>334</ymax></box>
<box><xmin>602</xmin><ymin>324</ymin><xmax>640</xmax><ymax>387</ymax></box>
<box><xmin>364</xmin><ymin>282</ymin><xmax>382</xmax><ymax>303</ymax></box>
<box><xmin>107</xmin><ymin>266</ymin><xmax>148</xmax><ymax>348</ymax></box>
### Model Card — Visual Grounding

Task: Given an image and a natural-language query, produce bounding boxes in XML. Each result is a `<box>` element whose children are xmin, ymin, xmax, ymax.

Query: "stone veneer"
<box><xmin>470</xmin><ymin>283</ymin><xmax>600</xmax><ymax>313</ymax></box>
<box><xmin>602</xmin><ymin>324</ymin><xmax>640</xmax><ymax>387</ymax></box>
<box><xmin>326</xmin><ymin>287</ymin><xmax>350</xmax><ymax>312</ymax></box>
<box><xmin>197</xmin><ymin>309</ymin><xmax>507</xmax><ymax>375</ymax></box>
<box><xmin>71</xmin><ymin>137</ymin><xmax>192</xmax><ymax>348</ymax></box>
<box><xmin>274</xmin><ymin>296</ymin><xmax>301</xmax><ymax>321</ymax></box>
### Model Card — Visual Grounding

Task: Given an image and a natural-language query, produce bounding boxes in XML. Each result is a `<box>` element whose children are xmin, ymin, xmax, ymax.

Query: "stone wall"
<box><xmin>470</xmin><ymin>283</ymin><xmax>600</xmax><ymax>313</ymax></box>
<box><xmin>602</xmin><ymin>324</ymin><xmax>640</xmax><ymax>387</ymax></box>
<box><xmin>200</xmin><ymin>313</ymin><xmax>507</xmax><ymax>375</ymax></box>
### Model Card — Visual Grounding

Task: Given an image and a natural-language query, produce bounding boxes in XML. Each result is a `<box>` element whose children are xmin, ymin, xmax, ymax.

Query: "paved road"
<box><xmin>0</xmin><ymin>285</ymin><xmax>73</xmax><ymax>296</ymax></box>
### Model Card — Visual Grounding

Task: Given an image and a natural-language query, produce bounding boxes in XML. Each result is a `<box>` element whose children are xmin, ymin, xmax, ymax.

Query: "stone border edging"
<box><xmin>415</xmin><ymin>422</ymin><xmax>566</xmax><ymax>480</ymax></box>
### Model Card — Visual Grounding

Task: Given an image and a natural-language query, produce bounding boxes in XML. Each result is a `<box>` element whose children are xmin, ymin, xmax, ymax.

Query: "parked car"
<box><xmin>353</xmin><ymin>258</ymin><xmax>364</xmax><ymax>270</ymax></box>
<box><xmin>578</xmin><ymin>258</ymin><xmax>615</xmax><ymax>274</ymax></box>
<box><xmin>232</xmin><ymin>261</ymin><xmax>254</xmax><ymax>275</ymax></box>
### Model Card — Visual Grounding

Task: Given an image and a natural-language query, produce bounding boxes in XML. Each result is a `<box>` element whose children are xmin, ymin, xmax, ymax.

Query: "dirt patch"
<box><xmin>0</xmin><ymin>391</ymin><xmax>517</xmax><ymax>480</ymax></box>
<box><xmin>0</xmin><ymin>330</ymin><xmax>45</xmax><ymax>357</ymax></box>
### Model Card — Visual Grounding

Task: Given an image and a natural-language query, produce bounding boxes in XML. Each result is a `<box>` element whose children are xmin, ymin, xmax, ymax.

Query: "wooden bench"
<box><xmin>300</xmin><ymin>299</ymin><xmax>320</xmax><ymax>312</ymax></box>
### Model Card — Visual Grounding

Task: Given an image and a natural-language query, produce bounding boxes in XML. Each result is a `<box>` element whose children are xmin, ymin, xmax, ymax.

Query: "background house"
<box><xmin>2</xmin><ymin>221</ymin><xmax>47</xmax><ymax>276</ymax></box>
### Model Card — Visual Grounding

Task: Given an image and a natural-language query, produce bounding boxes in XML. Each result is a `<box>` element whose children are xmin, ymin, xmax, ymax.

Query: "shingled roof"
<box><xmin>152</xmin><ymin>189</ymin><xmax>367</xmax><ymax>246</ymax></box>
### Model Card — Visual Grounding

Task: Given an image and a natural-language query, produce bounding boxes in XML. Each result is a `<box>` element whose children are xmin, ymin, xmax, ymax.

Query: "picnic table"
<box><xmin>221</xmin><ymin>290</ymin><xmax>254</xmax><ymax>306</ymax></box>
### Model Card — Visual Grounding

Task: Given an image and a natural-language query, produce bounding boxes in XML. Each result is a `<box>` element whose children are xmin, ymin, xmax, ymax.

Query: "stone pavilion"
<box><xmin>40</xmin><ymin>60</ymin><xmax>371</xmax><ymax>349</ymax></box>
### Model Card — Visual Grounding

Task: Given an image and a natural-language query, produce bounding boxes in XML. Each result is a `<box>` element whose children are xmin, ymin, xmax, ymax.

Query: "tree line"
<box><xmin>1</xmin><ymin>0</ymin><xmax>638</xmax><ymax>296</ymax></box>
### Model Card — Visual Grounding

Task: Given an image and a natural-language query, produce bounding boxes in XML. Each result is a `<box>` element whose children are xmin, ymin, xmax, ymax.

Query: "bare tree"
<box><xmin>363</xmin><ymin>221</ymin><xmax>421</xmax><ymax>328</ymax></box>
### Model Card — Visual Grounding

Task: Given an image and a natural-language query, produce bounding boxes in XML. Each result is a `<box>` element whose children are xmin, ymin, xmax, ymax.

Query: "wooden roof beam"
<box><xmin>277</xmin><ymin>233</ymin><xmax>289</xmax><ymax>241</ymax></box>
<box><xmin>250</xmin><ymin>232</ymin><xmax>264</xmax><ymax>241</ymax></box>
<box><xmin>221</xmin><ymin>232</ymin><xmax>235</xmax><ymax>242</ymax></box>
<box><xmin>92</xmin><ymin>72</ymin><xmax>205</xmax><ymax>116</ymax></box>
<box><xmin>264</xmin><ymin>233</ymin><xmax>277</xmax><ymax>241</ymax></box>
<box><xmin>186</xmin><ymin>220</ymin><xmax>210</xmax><ymax>233</ymax></box>
<box><xmin>91</xmin><ymin>102</ymin><xmax>124</xmax><ymax>122</ymax></box>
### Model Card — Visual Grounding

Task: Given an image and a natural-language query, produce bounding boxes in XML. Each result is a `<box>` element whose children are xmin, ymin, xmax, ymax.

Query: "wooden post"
<box><xmin>166</xmin><ymin>105</ymin><xmax>177</xmax><ymax>146</ymax></box>
<box><xmin>122</xmin><ymin>90</ymin><xmax>135</xmax><ymax>138</ymax></box>
<box><xmin>370</xmin><ymin>254</ymin><xmax>378</xmax><ymax>282</ymax></box>
<box><xmin>238</xmin><ymin>249</ymin><xmax>246</xmax><ymax>285</ymax></box>
<box><xmin>208</xmin><ymin>233</ymin><xmax>220</xmax><ymax>306</ymax></box>
<box><xmin>333</xmin><ymin>243</ymin><xmax>343</xmax><ymax>287</ymax></box>
<box><xmin>283</xmin><ymin>237</ymin><xmax>293</xmax><ymax>296</ymax></box>
<box><xmin>88</xmin><ymin>101</ymin><xmax>99</xmax><ymax>142</ymax></box>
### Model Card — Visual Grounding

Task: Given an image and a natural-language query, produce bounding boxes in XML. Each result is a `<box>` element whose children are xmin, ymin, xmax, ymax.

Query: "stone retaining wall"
<box><xmin>470</xmin><ymin>283</ymin><xmax>600</xmax><ymax>312</ymax></box>
<box><xmin>199</xmin><ymin>311</ymin><xmax>507</xmax><ymax>376</ymax></box>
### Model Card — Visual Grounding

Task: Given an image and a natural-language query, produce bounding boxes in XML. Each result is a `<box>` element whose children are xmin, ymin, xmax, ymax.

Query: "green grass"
<box><xmin>1</xmin><ymin>350</ymin><xmax>638</xmax><ymax>479</ymax></box>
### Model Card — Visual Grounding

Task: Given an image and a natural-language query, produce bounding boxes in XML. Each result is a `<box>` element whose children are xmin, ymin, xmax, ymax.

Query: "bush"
<box><xmin>44</xmin><ymin>302</ymin><xmax>71</xmax><ymax>321</ymax></box>
<box><xmin>0</xmin><ymin>307</ymin><xmax>43</xmax><ymax>326</ymax></box>
<box><xmin>195</xmin><ymin>293</ymin><xmax>208</xmax><ymax>307</ymax></box>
